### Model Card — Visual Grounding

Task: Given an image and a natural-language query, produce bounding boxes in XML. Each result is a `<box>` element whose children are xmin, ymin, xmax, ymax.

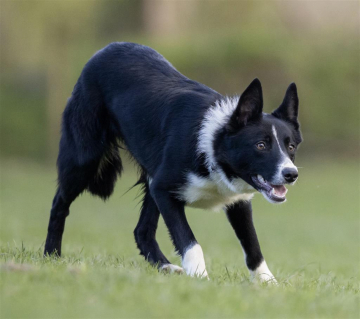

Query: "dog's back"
<box><xmin>57</xmin><ymin>42</ymin><xmax>220</xmax><ymax>203</ymax></box>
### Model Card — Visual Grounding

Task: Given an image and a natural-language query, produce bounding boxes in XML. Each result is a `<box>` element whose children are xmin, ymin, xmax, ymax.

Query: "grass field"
<box><xmin>0</xmin><ymin>159</ymin><xmax>359</xmax><ymax>318</ymax></box>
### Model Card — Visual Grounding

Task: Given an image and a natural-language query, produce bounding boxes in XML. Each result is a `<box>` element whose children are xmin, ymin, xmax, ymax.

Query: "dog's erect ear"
<box><xmin>272</xmin><ymin>83</ymin><xmax>299</xmax><ymax>129</ymax></box>
<box><xmin>228</xmin><ymin>78</ymin><xmax>263</xmax><ymax>131</ymax></box>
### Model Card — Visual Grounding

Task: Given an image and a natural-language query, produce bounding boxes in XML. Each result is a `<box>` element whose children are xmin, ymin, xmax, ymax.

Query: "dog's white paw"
<box><xmin>250</xmin><ymin>260</ymin><xmax>277</xmax><ymax>284</ymax></box>
<box><xmin>253</xmin><ymin>272</ymin><xmax>278</xmax><ymax>284</ymax></box>
<box><xmin>184</xmin><ymin>263</ymin><xmax>209</xmax><ymax>279</ymax></box>
<box><xmin>182</xmin><ymin>243</ymin><xmax>209</xmax><ymax>279</ymax></box>
<box><xmin>160</xmin><ymin>264</ymin><xmax>184</xmax><ymax>274</ymax></box>
<box><xmin>192</xmin><ymin>268</ymin><xmax>209</xmax><ymax>279</ymax></box>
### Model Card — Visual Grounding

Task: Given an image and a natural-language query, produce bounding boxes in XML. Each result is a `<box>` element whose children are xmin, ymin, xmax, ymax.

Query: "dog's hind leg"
<box><xmin>44</xmin><ymin>80</ymin><xmax>123</xmax><ymax>256</ymax></box>
<box><xmin>134</xmin><ymin>184</ymin><xmax>183</xmax><ymax>274</ymax></box>
<box><xmin>44</xmin><ymin>141</ymin><xmax>122</xmax><ymax>257</ymax></box>
<box><xmin>44</xmin><ymin>189</ymin><xmax>70</xmax><ymax>256</ymax></box>
<box><xmin>44</xmin><ymin>158</ymin><xmax>96</xmax><ymax>256</ymax></box>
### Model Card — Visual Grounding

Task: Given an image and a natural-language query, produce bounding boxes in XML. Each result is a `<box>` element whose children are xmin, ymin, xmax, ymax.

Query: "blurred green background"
<box><xmin>0</xmin><ymin>2</ymin><xmax>359</xmax><ymax>318</ymax></box>
<box><xmin>0</xmin><ymin>1</ymin><xmax>359</xmax><ymax>162</ymax></box>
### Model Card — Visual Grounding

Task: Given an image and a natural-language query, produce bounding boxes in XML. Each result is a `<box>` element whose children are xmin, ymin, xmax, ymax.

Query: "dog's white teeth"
<box><xmin>257</xmin><ymin>175</ymin><xmax>265</xmax><ymax>184</ymax></box>
<box><xmin>271</xmin><ymin>188</ymin><xmax>276</xmax><ymax>195</ymax></box>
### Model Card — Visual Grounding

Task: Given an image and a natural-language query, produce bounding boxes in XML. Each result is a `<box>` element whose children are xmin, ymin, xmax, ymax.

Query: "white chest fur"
<box><xmin>177</xmin><ymin>172</ymin><xmax>255</xmax><ymax>211</ymax></box>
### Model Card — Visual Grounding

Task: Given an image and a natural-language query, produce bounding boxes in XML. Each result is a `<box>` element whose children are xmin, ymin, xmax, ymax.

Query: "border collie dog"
<box><xmin>44</xmin><ymin>42</ymin><xmax>302</xmax><ymax>282</ymax></box>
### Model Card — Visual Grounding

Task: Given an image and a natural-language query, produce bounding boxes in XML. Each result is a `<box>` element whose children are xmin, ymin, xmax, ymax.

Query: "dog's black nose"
<box><xmin>282</xmin><ymin>168</ymin><xmax>298</xmax><ymax>183</ymax></box>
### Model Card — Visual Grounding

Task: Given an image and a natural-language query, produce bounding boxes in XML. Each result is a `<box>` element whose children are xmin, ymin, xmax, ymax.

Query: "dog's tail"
<box><xmin>87</xmin><ymin>139</ymin><xmax>123</xmax><ymax>200</ymax></box>
<box><xmin>57</xmin><ymin>75</ymin><xmax>123</xmax><ymax>202</ymax></box>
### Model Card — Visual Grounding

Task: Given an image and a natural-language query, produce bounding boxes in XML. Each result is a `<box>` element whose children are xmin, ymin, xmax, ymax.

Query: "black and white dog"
<box><xmin>44</xmin><ymin>42</ymin><xmax>302</xmax><ymax>282</ymax></box>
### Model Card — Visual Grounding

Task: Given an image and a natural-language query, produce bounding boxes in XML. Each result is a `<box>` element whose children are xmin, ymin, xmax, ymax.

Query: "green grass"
<box><xmin>1</xmin><ymin>159</ymin><xmax>359</xmax><ymax>318</ymax></box>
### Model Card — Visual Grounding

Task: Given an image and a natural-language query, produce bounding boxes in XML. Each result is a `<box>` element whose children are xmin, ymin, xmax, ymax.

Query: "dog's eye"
<box><xmin>256</xmin><ymin>142</ymin><xmax>266</xmax><ymax>150</ymax></box>
<box><xmin>288</xmin><ymin>144</ymin><xmax>296</xmax><ymax>152</ymax></box>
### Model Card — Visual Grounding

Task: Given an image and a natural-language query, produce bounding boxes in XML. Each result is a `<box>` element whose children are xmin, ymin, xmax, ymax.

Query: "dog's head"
<box><xmin>214</xmin><ymin>79</ymin><xmax>302</xmax><ymax>203</ymax></box>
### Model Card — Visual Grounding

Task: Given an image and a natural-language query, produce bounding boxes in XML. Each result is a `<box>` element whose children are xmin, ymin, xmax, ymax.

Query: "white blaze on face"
<box><xmin>272</xmin><ymin>125</ymin><xmax>298</xmax><ymax>184</ymax></box>
<box><xmin>182</xmin><ymin>243</ymin><xmax>209</xmax><ymax>279</ymax></box>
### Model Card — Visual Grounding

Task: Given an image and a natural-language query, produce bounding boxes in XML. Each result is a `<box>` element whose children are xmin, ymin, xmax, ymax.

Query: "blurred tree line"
<box><xmin>0</xmin><ymin>1</ymin><xmax>359</xmax><ymax>163</ymax></box>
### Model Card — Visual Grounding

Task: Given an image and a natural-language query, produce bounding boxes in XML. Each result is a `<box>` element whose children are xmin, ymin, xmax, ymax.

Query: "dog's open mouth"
<box><xmin>251</xmin><ymin>175</ymin><xmax>287</xmax><ymax>203</ymax></box>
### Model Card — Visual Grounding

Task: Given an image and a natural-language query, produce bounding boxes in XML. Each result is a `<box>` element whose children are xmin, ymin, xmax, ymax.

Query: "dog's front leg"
<box><xmin>226</xmin><ymin>200</ymin><xmax>277</xmax><ymax>283</ymax></box>
<box><xmin>150</xmin><ymin>184</ymin><xmax>208</xmax><ymax>278</ymax></box>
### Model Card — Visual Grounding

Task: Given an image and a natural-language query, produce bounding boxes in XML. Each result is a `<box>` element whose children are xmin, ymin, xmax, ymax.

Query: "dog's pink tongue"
<box><xmin>272</xmin><ymin>185</ymin><xmax>287</xmax><ymax>197</ymax></box>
